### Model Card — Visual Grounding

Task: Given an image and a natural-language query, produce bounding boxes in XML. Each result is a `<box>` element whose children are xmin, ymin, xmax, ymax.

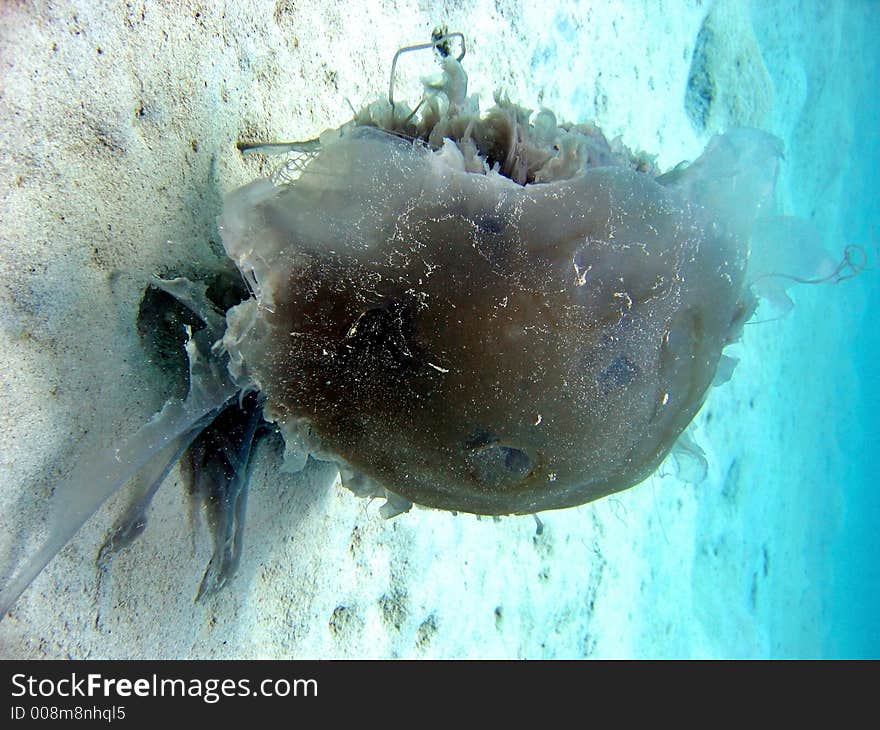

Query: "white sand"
<box><xmin>0</xmin><ymin>0</ymin><xmax>868</xmax><ymax>658</ymax></box>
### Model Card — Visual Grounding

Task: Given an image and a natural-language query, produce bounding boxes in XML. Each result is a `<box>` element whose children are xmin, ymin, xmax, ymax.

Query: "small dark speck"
<box><xmin>96</xmin><ymin>47</ymin><xmax>103</xmax><ymax>55</ymax></box>
<box><xmin>190</xmin><ymin>139</ymin><xmax>199</xmax><ymax>152</ymax></box>
<box><xmin>749</xmin><ymin>398</ymin><xmax>755</xmax><ymax>409</ymax></box>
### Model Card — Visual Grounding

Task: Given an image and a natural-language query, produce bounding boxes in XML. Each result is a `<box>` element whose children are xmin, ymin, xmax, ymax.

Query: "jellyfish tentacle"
<box><xmin>0</xmin><ymin>309</ymin><xmax>237</xmax><ymax>619</ymax></box>
<box><xmin>96</xmin><ymin>417</ymin><xmax>211</xmax><ymax>566</ymax></box>
<box><xmin>186</xmin><ymin>391</ymin><xmax>266</xmax><ymax>601</ymax></box>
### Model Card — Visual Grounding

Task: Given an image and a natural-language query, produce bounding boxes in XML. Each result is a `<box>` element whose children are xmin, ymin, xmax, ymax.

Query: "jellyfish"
<box><xmin>0</xmin><ymin>34</ymin><xmax>817</xmax><ymax>617</ymax></box>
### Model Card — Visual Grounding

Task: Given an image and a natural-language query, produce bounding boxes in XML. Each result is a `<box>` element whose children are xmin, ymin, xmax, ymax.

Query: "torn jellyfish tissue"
<box><xmin>0</xmin><ymin>36</ymin><xmax>800</xmax><ymax>616</ymax></box>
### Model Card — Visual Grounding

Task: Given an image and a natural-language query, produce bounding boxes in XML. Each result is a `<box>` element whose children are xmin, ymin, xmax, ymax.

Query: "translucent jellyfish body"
<box><xmin>219</xmin><ymin>61</ymin><xmax>781</xmax><ymax>516</ymax></box>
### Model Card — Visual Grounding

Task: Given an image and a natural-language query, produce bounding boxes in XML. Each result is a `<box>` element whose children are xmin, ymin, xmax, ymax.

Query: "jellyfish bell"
<box><xmin>219</xmin><ymin>40</ymin><xmax>780</xmax><ymax>516</ymax></box>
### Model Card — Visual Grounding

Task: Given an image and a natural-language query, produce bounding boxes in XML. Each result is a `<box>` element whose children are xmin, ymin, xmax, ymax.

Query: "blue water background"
<box><xmin>751</xmin><ymin>0</ymin><xmax>879</xmax><ymax>657</ymax></box>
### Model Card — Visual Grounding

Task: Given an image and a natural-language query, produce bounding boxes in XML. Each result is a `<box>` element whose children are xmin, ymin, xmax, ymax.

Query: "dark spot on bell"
<box><xmin>598</xmin><ymin>355</ymin><xmax>640</xmax><ymax>394</ymax></box>
<box><xmin>337</xmin><ymin>298</ymin><xmax>421</xmax><ymax>374</ymax></box>
<box><xmin>465</xmin><ymin>443</ymin><xmax>532</xmax><ymax>490</ymax></box>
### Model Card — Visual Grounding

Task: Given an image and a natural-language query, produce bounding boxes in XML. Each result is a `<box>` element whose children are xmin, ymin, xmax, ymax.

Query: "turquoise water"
<box><xmin>751</xmin><ymin>1</ymin><xmax>879</xmax><ymax>657</ymax></box>
<box><xmin>834</xmin><ymin>297</ymin><xmax>880</xmax><ymax>658</ymax></box>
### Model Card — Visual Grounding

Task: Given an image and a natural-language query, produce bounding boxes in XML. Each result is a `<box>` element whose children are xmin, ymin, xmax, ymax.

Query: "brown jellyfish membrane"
<box><xmin>219</xmin><ymin>46</ymin><xmax>781</xmax><ymax>517</ymax></box>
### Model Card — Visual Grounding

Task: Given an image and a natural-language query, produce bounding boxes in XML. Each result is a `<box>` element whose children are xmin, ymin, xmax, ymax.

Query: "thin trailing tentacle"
<box><xmin>388</xmin><ymin>32</ymin><xmax>466</xmax><ymax>113</ymax></box>
<box><xmin>236</xmin><ymin>139</ymin><xmax>321</xmax><ymax>156</ymax></box>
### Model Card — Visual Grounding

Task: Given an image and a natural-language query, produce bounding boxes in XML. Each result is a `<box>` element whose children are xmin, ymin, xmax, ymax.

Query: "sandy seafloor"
<box><xmin>0</xmin><ymin>0</ymin><xmax>877</xmax><ymax>658</ymax></box>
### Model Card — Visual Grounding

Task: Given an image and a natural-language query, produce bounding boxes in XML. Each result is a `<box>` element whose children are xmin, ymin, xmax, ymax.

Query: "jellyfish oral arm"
<box><xmin>0</xmin><ymin>328</ymin><xmax>237</xmax><ymax>618</ymax></box>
